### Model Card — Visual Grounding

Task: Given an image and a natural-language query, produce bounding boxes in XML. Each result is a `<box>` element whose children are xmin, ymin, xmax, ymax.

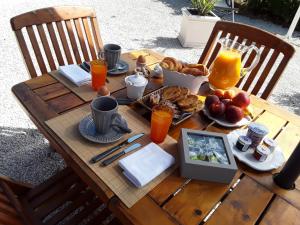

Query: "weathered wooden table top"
<box><xmin>12</xmin><ymin>50</ymin><xmax>300</xmax><ymax>225</ymax></box>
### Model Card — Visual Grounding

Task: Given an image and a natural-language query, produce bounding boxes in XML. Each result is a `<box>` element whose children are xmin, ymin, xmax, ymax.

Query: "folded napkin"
<box><xmin>58</xmin><ymin>65</ymin><xmax>91</xmax><ymax>86</ymax></box>
<box><xmin>119</xmin><ymin>142</ymin><xmax>175</xmax><ymax>188</ymax></box>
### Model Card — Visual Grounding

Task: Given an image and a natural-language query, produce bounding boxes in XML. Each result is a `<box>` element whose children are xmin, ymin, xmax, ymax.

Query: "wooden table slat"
<box><xmin>259</xmin><ymin>196</ymin><xmax>300</xmax><ymax>225</ymax></box>
<box><xmin>47</xmin><ymin>93</ymin><xmax>85</xmax><ymax>114</ymax></box>
<box><xmin>25</xmin><ymin>74</ymin><xmax>58</xmax><ymax>90</ymax></box>
<box><xmin>33</xmin><ymin>83</ymin><xmax>70</xmax><ymax>101</ymax></box>
<box><xmin>205</xmin><ymin>176</ymin><xmax>273</xmax><ymax>225</ymax></box>
<box><xmin>162</xmin><ymin>171</ymin><xmax>242</xmax><ymax>225</ymax></box>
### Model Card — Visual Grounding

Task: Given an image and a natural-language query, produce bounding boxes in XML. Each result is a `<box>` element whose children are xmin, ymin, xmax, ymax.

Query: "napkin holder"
<box><xmin>179</xmin><ymin>129</ymin><xmax>237</xmax><ymax>184</ymax></box>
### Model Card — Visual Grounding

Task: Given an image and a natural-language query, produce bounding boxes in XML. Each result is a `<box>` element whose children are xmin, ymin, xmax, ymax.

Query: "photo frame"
<box><xmin>179</xmin><ymin>129</ymin><xmax>237</xmax><ymax>184</ymax></box>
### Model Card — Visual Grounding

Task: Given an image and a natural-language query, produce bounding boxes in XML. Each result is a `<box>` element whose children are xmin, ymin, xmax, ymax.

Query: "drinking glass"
<box><xmin>91</xmin><ymin>57</ymin><xmax>107</xmax><ymax>91</ymax></box>
<box><xmin>150</xmin><ymin>105</ymin><xmax>173</xmax><ymax>144</ymax></box>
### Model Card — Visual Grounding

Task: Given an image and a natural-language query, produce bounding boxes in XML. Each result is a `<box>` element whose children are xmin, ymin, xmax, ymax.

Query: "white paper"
<box><xmin>58</xmin><ymin>65</ymin><xmax>91</xmax><ymax>86</ymax></box>
<box><xmin>119</xmin><ymin>142</ymin><xmax>175</xmax><ymax>188</ymax></box>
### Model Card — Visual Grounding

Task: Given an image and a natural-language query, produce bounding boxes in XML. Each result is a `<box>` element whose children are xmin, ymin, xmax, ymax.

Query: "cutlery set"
<box><xmin>90</xmin><ymin>133</ymin><xmax>144</xmax><ymax>166</ymax></box>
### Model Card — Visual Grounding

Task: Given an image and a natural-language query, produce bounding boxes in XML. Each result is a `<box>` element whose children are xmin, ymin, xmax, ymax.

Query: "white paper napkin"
<box><xmin>119</xmin><ymin>142</ymin><xmax>175</xmax><ymax>188</ymax></box>
<box><xmin>58</xmin><ymin>65</ymin><xmax>91</xmax><ymax>86</ymax></box>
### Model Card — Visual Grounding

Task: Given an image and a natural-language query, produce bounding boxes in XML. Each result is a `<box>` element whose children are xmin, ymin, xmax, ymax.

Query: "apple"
<box><xmin>214</xmin><ymin>89</ymin><xmax>225</xmax><ymax>99</ymax></box>
<box><xmin>205</xmin><ymin>95</ymin><xmax>220</xmax><ymax>109</ymax></box>
<box><xmin>209</xmin><ymin>102</ymin><xmax>225</xmax><ymax>117</ymax></box>
<box><xmin>221</xmin><ymin>99</ymin><xmax>233</xmax><ymax>109</ymax></box>
<box><xmin>225</xmin><ymin>105</ymin><xmax>244</xmax><ymax>123</ymax></box>
<box><xmin>223</xmin><ymin>90</ymin><xmax>235</xmax><ymax>99</ymax></box>
<box><xmin>232</xmin><ymin>92</ymin><xmax>250</xmax><ymax>109</ymax></box>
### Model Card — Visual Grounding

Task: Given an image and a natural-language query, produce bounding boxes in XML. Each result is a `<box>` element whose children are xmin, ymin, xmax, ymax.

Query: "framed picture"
<box><xmin>179</xmin><ymin>129</ymin><xmax>237</xmax><ymax>184</ymax></box>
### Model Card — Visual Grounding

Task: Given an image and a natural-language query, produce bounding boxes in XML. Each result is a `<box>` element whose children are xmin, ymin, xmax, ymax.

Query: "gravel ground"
<box><xmin>0</xmin><ymin>0</ymin><xmax>299</xmax><ymax>185</ymax></box>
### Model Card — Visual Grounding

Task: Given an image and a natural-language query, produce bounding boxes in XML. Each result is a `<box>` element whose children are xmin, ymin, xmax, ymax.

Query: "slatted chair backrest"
<box><xmin>10</xmin><ymin>6</ymin><xmax>103</xmax><ymax>78</ymax></box>
<box><xmin>198</xmin><ymin>21</ymin><xmax>295</xmax><ymax>99</ymax></box>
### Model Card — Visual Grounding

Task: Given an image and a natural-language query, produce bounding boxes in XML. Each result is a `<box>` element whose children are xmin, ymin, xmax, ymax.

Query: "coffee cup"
<box><xmin>103</xmin><ymin>44</ymin><xmax>121</xmax><ymax>70</ymax></box>
<box><xmin>91</xmin><ymin>96</ymin><xmax>122</xmax><ymax>134</ymax></box>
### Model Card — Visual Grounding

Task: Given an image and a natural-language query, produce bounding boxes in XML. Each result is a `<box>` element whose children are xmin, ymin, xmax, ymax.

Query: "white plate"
<box><xmin>203</xmin><ymin>108</ymin><xmax>251</xmax><ymax>128</ymax></box>
<box><xmin>227</xmin><ymin>129</ymin><xmax>285</xmax><ymax>171</ymax></box>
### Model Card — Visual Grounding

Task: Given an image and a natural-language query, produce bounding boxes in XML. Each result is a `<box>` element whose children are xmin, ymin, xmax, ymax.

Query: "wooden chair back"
<box><xmin>0</xmin><ymin>168</ymin><xmax>122</xmax><ymax>225</ymax></box>
<box><xmin>10</xmin><ymin>6</ymin><xmax>103</xmax><ymax>78</ymax></box>
<box><xmin>198</xmin><ymin>21</ymin><xmax>295</xmax><ymax>99</ymax></box>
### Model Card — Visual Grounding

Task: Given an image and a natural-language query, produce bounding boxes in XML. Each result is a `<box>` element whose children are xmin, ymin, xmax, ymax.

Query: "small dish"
<box><xmin>203</xmin><ymin>108</ymin><xmax>251</xmax><ymax>128</ymax></box>
<box><xmin>227</xmin><ymin>129</ymin><xmax>285</xmax><ymax>171</ymax></box>
<box><xmin>107</xmin><ymin>60</ymin><xmax>129</xmax><ymax>75</ymax></box>
<box><xmin>78</xmin><ymin>114</ymin><xmax>126</xmax><ymax>143</ymax></box>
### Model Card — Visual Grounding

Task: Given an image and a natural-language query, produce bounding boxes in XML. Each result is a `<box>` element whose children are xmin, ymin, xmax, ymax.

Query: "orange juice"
<box><xmin>150</xmin><ymin>105</ymin><xmax>173</xmax><ymax>144</ymax></box>
<box><xmin>209</xmin><ymin>50</ymin><xmax>242</xmax><ymax>90</ymax></box>
<box><xmin>91</xmin><ymin>59</ymin><xmax>107</xmax><ymax>91</ymax></box>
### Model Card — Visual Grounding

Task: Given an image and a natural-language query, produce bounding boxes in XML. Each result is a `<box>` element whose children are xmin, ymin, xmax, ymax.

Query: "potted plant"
<box><xmin>178</xmin><ymin>0</ymin><xmax>220</xmax><ymax>48</ymax></box>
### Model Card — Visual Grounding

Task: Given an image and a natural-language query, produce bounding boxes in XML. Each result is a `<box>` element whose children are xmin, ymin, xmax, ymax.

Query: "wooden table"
<box><xmin>12</xmin><ymin>50</ymin><xmax>300</xmax><ymax>225</ymax></box>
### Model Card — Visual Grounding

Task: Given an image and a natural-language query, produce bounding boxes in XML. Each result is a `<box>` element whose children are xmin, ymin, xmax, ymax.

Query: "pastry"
<box><xmin>183</xmin><ymin>101</ymin><xmax>203</xmax><ymax>113</ymax></box>
<box><xmin>161</xmin><ymin>86</ymin><xmax>181</xmax><ymax>102</ymax></box>
<box><xmin>174</xmin><ymin>87</ymin><xmax>190</xmax><ymax>102</ymax></box>
<box><xmin>177</xmin><ymin>94</ymin><xmax>199</xmax><ymax>109</ymax></box>
<box><xmin>149</xmin><ymin>93</ymin><xmax>160</xmax><ymax>106</ymax></box>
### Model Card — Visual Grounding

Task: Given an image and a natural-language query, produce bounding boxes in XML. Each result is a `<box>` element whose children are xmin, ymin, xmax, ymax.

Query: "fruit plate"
<box><xmin>138</xmin><ymin>86</ymin><xmax>198</xmax><ymax>126</ymax></box>
<box><xmin>227</xmin><ymin>129</ymin><xmax>285</xmax><ymax>171</ymax></box>
<box><xmin>203</xmin><ymin>107</ymin><xmax>251</xmax><ymax>128</ymax></box>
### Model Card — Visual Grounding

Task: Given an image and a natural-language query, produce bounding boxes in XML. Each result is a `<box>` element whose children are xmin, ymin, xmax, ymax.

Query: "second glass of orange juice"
<box><xmin>150</xmin><ymin>105</ymin><xmax>173</xmax><ymax>144</ymax></box>
<box><xmin>90</xmin><ymin>59</ymin><xmax>107</xmax><ymax>91</ymax></box>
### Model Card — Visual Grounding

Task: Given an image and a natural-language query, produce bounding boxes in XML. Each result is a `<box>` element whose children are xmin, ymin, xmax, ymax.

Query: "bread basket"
<box><xmin>162</xmin><ymin>68</ymin><xmax>209</xmax><ymax>94</ymax></box>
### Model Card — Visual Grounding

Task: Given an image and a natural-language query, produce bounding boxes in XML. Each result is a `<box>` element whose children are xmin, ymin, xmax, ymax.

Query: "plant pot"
<box><xmin>178</xmin><ymin>7</ymin><xmax>220</xmax><ymax>48</ymax></box>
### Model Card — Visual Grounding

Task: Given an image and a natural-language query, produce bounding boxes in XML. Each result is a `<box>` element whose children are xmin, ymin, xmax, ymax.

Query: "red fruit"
<box><xmin>221</xmin><ymin>99</ymin><xmax>233</xmax><ymax>109</ymax></box>
<box><xmin>214</xmin><ymin>89</ymin><xmax>225</xmax><ymax>99</ymax></box>
<box><xmin>232</xmin><ymin>92</ymin><xmax>250</xmax><ymax>109</ymax></box>
<box><xmin>205</xmin><ymin>95</ymin><xmax>220</xmax><ymax>109</ymax></box>
<box><xmin>225</xmin><ymin>105</ymin><xmax>244</xmax><ymax>123</ymax></box>
<box><xmin>209</xmin><ymin>102</ymin><xmax>225</xmax><ymax>117</ymax></box>
<box><xmin>223</xmin><ymin>90</ymin><xmax>236</xmax><ymax>99</ymax></box>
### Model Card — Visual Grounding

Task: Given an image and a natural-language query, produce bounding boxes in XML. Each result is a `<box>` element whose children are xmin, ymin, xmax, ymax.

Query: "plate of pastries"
<box><xmin>139</xmin><ymin>86</ymin><xmax>204</xmax><ymax>125</ymax></box>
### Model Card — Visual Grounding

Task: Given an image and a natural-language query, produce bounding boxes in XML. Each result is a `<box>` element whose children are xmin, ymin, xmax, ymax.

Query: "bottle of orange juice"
<box><xmin>209</xmin><ymin>49</ymin><xmax>242</xmax><ymax>90</ymax></box>
<box><xmin>208</xmin><ymin>38</ymin><xmax>261</xmax><ymax>90</ymax></box>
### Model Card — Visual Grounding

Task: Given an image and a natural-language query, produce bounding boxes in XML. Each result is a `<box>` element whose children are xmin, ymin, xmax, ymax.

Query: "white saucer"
<box><xmin>227</xmin><ymin>129</ymin><xmax>285</xmax><ymax>171</ymax></box>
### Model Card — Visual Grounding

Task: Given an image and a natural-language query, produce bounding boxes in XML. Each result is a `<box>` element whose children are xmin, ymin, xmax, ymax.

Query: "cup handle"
<box><xmin>111</xmin><ymin>113</ymin><xmax>132</xmax><ymax>133</ymax></box>
<box><xmin>241</xmin><ymin>45</ymin><xmax>260</xmax><ymax>77</ymax></box>
<box><xmin>98</xmin><ymin>51</ymin><xmax>105</xmax><ymax>60</ymax></box>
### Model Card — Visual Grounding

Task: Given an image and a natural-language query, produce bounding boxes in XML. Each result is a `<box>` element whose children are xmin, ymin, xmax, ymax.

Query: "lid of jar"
<box><xmin>125</xmin><ymin>72</ymin><xmax>148</xmax><ymax>86</ymax></box>
<box><xmin>256</xmin><ymin>145</ymin><xmax>271</xmax><ymax>156</ymax></box>
<box><xmin>263</xmin><ymin>137</ymin><xmax>277</xmax><ymax>148</ymax></box>
<box><xmin>238</xmin><ymin>135</ymin><xmax>252</xmax><ymax>145</ymax></box>
<box><xmin>249</xmin><ymin>123</ymin><xmax>269</xmax><ymax>136</ymax></box>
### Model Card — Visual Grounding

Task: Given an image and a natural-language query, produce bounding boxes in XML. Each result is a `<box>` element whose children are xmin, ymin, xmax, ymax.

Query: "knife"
<box><xmin>90</xmin><ymin>133</ymin><xmax>145</xmax><ymax>163</ymax></box>
<box><xmin>101</xmin><ymin>143</ymin><xmax>142</xmax><ymax>166</ymax></box>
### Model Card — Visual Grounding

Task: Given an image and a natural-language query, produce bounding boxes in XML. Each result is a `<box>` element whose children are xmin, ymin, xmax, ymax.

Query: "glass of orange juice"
<box><xmin>208</xmin><ymin>38</ymin><xmax>260</xmax><ymax>90</ymax></box>
<box><xmin>90</xmin><ymin>58</ymin><xmax>107</xmax><ymax>91</ymax></box>
<box><xmin>150</xmin><ymin>105</ymin><xmax>174</xmax><ymax>144</ymax></box>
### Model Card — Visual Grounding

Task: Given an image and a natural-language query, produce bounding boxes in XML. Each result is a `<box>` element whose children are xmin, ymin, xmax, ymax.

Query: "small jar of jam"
<box><xmin>263</xmin><ymin>137</ymin><xmax>277</xmax><ymax>153</ymax></box>
<box><xmin>253</xmin><ymin>145</ymin><xmax>270</xmax><ymax>162</ymax></box>
<box><xmin>247</xmin><ymin>123</ymin><xmax>269</xmax><ymax>148</ymax></box>
<box><xmin>236</xmin><ymin>136</ymin><xmax>252</xmax><ymax>152</ymax></box>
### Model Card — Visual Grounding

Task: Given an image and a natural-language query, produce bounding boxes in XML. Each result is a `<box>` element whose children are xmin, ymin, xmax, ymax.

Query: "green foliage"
<box><xmin>191</xmin><ymin>0</ymin><xmax>218</xmax><ymax>16</ymax></box>
<box><xmin>244</xmin><ymin>0</ymin><xmax>300</xmax><ymax>24</ymax></box>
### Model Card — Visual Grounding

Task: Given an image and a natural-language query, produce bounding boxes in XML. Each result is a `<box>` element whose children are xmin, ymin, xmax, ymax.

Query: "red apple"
<box><xmin>205</xmin><ymin>95</ymin><xmax>220</xmax><ymax>109</ymax></box>
<box><xmin>232</xmin><ymin>92</ymin><xmax>250</xmax><ymax>109</ymax></box>
<box><xmin>223</xmin><ymin>90</ymin><xmax>236</xmax><ymax>99</ymax></box>
<box><xmin>214</xmin><ymin>89</ymin><xmax>225</xmax><ymax>99</ymax></box>
<box><xmin>221</xmin><ymin>99</ymin><xmax>234</xmax><ymax>109</ymax></box>
<box><xmin>225</xmin><ymin>105</ymin><xmax>244</xmax><ymax>123</ymax></box>
<box><xmin>209</xmin><ymin>102</ymin><xmax>225</xmax><ymax>117</ymax></box>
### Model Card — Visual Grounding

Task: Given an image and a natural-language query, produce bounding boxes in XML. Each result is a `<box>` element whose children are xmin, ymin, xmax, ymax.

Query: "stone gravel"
<box><xmin>0</xmin><ymin>0</ymin><xmax>299</xmax><ymax>184</ymax></box>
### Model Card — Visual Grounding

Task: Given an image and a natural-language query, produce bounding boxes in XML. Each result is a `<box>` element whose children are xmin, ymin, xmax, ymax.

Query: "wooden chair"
<box><xmin>199</xmin><ymin>21</ymin><xmax>295</xmax><ymax>99</ymax></box>
<box><xmin>0</xmin><ymin>167</ymin><xmax>122</xmax><ymax>225</ymax></box>
<box><xmin>10</xmin><ymin>6</ymin><xmax>103</xmax><ymax>78</ymax></box>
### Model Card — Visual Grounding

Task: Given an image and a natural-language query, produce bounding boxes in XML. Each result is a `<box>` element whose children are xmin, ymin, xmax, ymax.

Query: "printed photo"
<box><xmin>187</xmin><ymin>133</ymin><xmax>229</xmax><ymax>165</ymax></box>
